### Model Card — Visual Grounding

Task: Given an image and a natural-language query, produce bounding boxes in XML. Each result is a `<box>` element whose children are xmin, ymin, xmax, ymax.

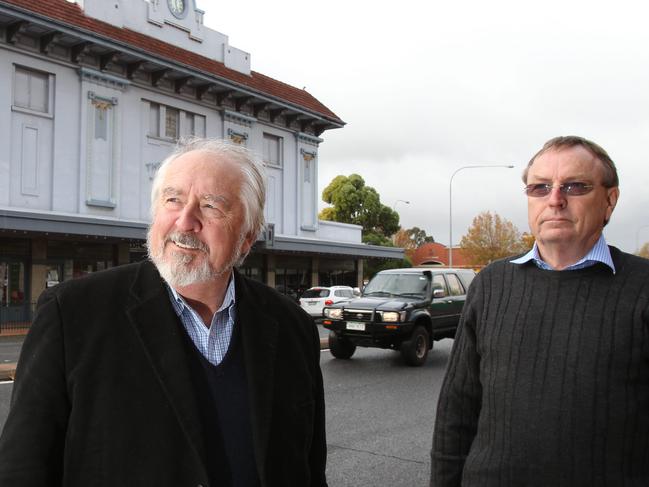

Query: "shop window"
<box><xmin>275</xmin><ymin>255</ymin><xmax>311</xmax><ymax>301</ymax></box>
<box><xmin>0</xmin><ymin>260</ymin><xmax>30</xmax><ymax>329</ymax></box>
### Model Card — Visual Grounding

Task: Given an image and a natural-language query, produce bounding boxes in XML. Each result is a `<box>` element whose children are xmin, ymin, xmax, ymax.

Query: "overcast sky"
<box><xmin>202</xmin><ymin>0</ymin><xmax>649</xmax><ymax>253</ymax></box>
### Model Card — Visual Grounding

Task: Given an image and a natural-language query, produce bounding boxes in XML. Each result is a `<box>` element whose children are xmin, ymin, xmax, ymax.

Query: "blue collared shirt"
<box><xmin>510</xmin><ymin>234</ymin><xmax>615</xmax><ymax>273</ymax></box>
<box><xmin>166</xmin><ymin>276</ymin><xmax>236</xmax><ymax>366</ymax></box>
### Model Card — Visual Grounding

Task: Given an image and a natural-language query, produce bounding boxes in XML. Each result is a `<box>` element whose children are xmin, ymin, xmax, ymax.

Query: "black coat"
<box><xmin>0</xmin><ymin>260</ymin><xmax>327</xmax><ymax>487</ymax></box>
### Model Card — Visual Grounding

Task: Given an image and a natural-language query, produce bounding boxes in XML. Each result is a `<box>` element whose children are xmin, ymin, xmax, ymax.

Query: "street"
<box><xmin>0</xmin><ymin>337</ymin><xmax>453</xmax><ymax>486</ymax></box>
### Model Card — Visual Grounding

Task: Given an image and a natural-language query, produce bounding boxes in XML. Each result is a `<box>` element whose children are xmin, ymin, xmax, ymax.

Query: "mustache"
<box><xmin>165</xmin><ymin>232</ymin><xmax>209</xmax><ymax>252</ymax></box>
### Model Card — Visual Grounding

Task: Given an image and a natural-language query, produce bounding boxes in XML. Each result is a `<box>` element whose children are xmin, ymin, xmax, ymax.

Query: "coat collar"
<box><xmin>124</xmin><ymin>261</ymin><xmax>279</xmax><ymax>484</ymax></box>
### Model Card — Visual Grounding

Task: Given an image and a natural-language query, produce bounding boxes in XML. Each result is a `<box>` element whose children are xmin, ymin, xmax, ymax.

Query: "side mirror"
<box><xmin>433</xmin><ymin>288</ymin><xmax>446</xmax><ymax>298</ymax></box>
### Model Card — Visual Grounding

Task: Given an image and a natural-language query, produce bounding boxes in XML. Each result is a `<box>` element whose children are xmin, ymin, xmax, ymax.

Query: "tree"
<box><xmin>320</xmin><ymin>174</ymin><xmax>400</xmax><ymax>246</ymax></box>
<box><xmin>459</xmin><ymin>211</ymin><xmax>525</xmax><ymax>266</ymax></box>
<box><xmin>393</xmin><ymin>227</ymin><xmax>435</xmax><ymax>249</ymax></box>
<box><xmin>638</xmin><ymin>242</ymin><xmax>649</xmax><ymax>259</ymax></box>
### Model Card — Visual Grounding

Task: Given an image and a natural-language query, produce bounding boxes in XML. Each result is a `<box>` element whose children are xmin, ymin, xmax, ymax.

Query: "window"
<box><xmin>147</xmin><ymin>101</ymin><xmax>205</xmax><ymax>140</ymax></box>
<box><xmin>263</xmin><ymin>133</ymin><xmax>282</xmax><ymax>167</ymax></box>
<box><xmin>165</xmin><ymin>107</ymin><xmax>179</xmax><ymax>139</ymax></box>
<box><xmin>13</xmin><ymin>66</ymin><xmax>51</xmax><ymax>115</ymax></box>
<box><xmin>432</xmin><ymin>274</ymin><xmax>448</xmax><ymax>296</ymax></box>
<box><xmin>149</xmin><ymin>102</ymin><xmax>160</xmax><ymax>137</ymax></box>
<box><xmin>446</xmin><ymin>274</ymin><xmax>465</xmax><ymax>296</ymax></box>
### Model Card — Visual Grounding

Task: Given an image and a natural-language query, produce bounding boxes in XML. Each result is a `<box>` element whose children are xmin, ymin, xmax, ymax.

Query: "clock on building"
<box><xmin>167</xmin><ymin>0</ymin><xmax>187</xmax><ymax>19</ymax></box>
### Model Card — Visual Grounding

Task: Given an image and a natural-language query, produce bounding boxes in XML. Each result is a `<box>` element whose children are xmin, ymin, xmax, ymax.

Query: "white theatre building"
<box><xmin>0</xmin><ymin>0</ymin><xmax>402</xmax><ymax>327</ymax></box>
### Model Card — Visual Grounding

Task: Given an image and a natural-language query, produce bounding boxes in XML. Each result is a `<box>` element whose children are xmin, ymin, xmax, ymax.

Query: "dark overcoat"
<box><xmin>0</xmin><ymin>260</ymin><xmax>327</xmax><ymax>487</ymax></box>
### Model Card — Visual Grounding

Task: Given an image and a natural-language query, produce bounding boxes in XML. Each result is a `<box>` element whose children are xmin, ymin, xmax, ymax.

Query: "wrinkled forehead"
<box><xmin>528</xmin><ymin>146</ymin><xmax>604</xmax><ymax>182</ymax></box>
<box><xmin>162</xmin><ymin>150</ymin><xmax>244</xmax><ymax>191</ymax></box>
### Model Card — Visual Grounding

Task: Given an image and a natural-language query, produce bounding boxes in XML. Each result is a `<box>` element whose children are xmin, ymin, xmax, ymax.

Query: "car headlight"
<box><xmin>323</xmin><ymin>308</ymin><xmax>343</xmax><ymax>320</ymax></box>
<box><xmin>380</xmin><ymin>311</ymin><xmax>406</xmax><ymax>322</ymax></box>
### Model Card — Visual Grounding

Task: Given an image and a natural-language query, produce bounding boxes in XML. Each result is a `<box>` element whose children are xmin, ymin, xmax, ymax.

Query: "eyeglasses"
<box><xmin>524</xmin><ymin>182</ymin><xmax>595</xmax><ymax>198</ymax></box>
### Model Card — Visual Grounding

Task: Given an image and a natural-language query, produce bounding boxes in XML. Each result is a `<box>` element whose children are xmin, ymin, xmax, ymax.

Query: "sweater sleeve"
<box><xmin>430</xmin><ymin>276</ymin><xmax>483</xmax><ymax>487</ymax></box>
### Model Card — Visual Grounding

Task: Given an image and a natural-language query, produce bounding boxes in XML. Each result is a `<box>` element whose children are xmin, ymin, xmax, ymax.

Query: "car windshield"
<box><xmin>302</xmin><ymin>289</ymin><xmax>329</xmax><ymax>298</ymax></box>
<box><xmin>362</xmin><ymin>274</ymin><xmax>429</xmax><ymax>298</ymax></box>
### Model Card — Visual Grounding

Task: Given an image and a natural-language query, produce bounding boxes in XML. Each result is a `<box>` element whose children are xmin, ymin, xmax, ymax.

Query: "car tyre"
<box><xmin>401</xmin><ymin>325</ymin><xmax>430</xmax><ymax>366</ymax></box>
<box><xmin>328</xmin><ymin>332</ymin><xmax>356</xmax><ymax>359</ymax></box>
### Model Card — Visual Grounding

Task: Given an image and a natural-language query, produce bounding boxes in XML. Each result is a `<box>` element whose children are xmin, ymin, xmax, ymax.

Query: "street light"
<box><xmin>449</xmin><ymin>164</ymin><xmax>515</xmax><ymax>268</ymax></box>
<box><xmin>635</xmin><ymin>224</ymin><xmax>649</xmax><ymax>253</ymax></box>
<box><xmin>393</xmin><ymin>199</ymin><xmax>410</xmax><ymax>211</ymax></box>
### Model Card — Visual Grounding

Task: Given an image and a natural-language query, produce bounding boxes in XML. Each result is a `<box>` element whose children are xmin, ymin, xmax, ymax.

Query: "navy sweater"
<box><xmin>183</xmin><ymin>322</ymin><xmax>260</xmax><ymax>487</ymax></box>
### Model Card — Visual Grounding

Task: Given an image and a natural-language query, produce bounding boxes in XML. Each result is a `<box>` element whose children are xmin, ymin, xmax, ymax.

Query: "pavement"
<box><xmin>0</xmin><ymin>332</ymin><xmax>329</xmax><ymax>382</ymax></box>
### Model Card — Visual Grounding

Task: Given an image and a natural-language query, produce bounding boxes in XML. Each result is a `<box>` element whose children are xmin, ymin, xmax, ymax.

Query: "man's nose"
<box><xmin>547</xmin><ymin>185</ymin><xmax>567</xmax><ymax>208</ymax></box>
<box><xmin>175</xmin><ymin>201</ymin><xmax>201</xmax><ymax>232</ymax></box>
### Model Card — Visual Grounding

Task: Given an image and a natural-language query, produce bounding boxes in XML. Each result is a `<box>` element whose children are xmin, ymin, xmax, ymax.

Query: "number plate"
<box><xmin>346</xmin><ymin>321</ymin><xmax>366</xmax><ymax>331</ymax></box>
<box><xmin>308</xmin><ymin>301</ymin><xmax>318</xmax><ymax>305</ymax></box>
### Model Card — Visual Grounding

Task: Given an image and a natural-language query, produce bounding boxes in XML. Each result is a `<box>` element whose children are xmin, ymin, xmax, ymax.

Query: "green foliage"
<box><xmin>320</xmin><ymin>174</ymin><xmax>400</xmax><ymax>245</ymax></box>
<box><xmin>364</xmin><ymin>255</ymin><xmax>412</xmax><ymax>280</ymax></box>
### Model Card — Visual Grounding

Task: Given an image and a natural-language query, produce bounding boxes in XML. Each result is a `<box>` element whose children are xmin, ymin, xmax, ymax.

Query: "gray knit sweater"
<box><xmin>431</xmin><ymin>247</ymin><xmax>649</xmax><ymax>487</ymax></box>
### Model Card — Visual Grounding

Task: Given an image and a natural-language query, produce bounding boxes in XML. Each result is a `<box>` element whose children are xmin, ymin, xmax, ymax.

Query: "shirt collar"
<box><xmin>167</xmin><ymin>273</ymin><xmax>236</xmax><ymax>317</ymax></box>
<box><xmin>510</xmin><ymin>234</ymin><xmax>615</xmax><ymax>273</ymax></box>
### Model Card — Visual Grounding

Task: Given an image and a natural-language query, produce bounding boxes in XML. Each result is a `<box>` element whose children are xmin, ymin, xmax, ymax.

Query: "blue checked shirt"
<box><xmin>166</xmin><ymin>276</ymin><xmax>236</xmax><ymax>366</ymax></box>
<box><xmin>510</xmin><ymin>234</ymin><xmax>615</xmax><ymax>273</ymax></box>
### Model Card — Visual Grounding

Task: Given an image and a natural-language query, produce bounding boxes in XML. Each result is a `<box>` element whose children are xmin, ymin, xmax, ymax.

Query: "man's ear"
<box><xmin>603</xmin><ymin>187</ymin><xmax>619</xmax><ymax>226</ymax></box>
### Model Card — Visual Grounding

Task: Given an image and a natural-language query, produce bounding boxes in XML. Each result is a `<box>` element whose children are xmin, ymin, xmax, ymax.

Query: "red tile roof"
<box><xmin>1</xmin><ymin>0</ymin><xmax>343</xmax><ymax>124</ymax></box>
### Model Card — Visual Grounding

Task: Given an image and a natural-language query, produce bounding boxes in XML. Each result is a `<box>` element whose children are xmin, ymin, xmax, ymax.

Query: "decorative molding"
<box><xmin>80</xmin><ymin>68</ymin><xmax>130</xmax><ymax>91</ymax></box>
<box><xmin>146</xmin><ymin>162</ymin><xmax>162</xmax><ymax>181</ymax></box>
<box><xmin>227</xmin><ymin>128</ymin><xmax>248</xmax><ymax>145</ymax></box>
<box><xmin>88</xmin><ymin>91</ymin><xmax>118</xmax><ymax>108</ymax></box>
<box><xmin>86</xmin><ymin>199</ymin><xmax>117</xmax><ymax>209</ymax></box>
<box><xmin>297</xmin><ymin>132</ymin><xmax>323</xmax><ymax>146</ymax></box>
<box><xmin>224</xmin><ymin>109</ymin><xmax>256</xmax><ymax>127</ymax></box>
<box><xmin>300</xmin><ymin>148</ymin><xmax>317</xmax><ymax>162</ymax></box>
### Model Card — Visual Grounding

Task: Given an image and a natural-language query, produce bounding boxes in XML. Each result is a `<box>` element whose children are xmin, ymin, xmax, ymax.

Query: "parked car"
<box><xmin>322</xmin><ymin>267</ymin><xmax>476</xmax><ymax>366</ymax></box>
<box><xmin>299</xmin><ymin>286</ymin><xmax>356</xmax><ymax>318</ymax></box>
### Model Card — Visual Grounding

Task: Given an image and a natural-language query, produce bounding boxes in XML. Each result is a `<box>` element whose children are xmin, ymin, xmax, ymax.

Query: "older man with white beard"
<box><xmin>0</xmin><ymin>138</ymin><xmax>328</xmax><ymax>487</ymax></box>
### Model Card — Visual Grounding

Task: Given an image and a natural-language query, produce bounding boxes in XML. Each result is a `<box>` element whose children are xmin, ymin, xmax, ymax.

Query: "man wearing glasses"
<box><xmin>431</xmin><ymin>136</ymin><xmax>649</xmax><ymax>486</ymax></box>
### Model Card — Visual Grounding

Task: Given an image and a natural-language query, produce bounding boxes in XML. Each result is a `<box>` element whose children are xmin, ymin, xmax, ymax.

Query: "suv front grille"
<box><xmin>343</xmin><ymin>309</ymin><xmax>374</xmax><ymax>322</ymax></box>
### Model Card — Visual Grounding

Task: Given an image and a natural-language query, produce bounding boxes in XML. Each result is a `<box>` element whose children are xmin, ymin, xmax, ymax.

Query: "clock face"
<box><xmin>167</xmin><ymin>0</ymin><xmax>186</xmax><ymax>18</ymax></box>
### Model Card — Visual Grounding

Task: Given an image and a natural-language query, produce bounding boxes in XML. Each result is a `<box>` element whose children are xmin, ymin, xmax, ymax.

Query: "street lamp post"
<box><xmin>449</xmin><ymin>164</ymin><xmax>515</xmax><ymax>268</ymax></box>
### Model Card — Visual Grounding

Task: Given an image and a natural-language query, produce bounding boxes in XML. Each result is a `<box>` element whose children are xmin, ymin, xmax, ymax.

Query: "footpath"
<box><xmin>0</xmin><ymin>334</ymin><xmax>329</xmax><ymax>382</ymax></box>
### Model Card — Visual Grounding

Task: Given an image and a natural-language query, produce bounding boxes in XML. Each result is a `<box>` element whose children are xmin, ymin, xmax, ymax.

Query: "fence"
<box><xmin>0</xmin><ymin>302</ymin><xmax>34</xmax><ymax>335</ymax></box>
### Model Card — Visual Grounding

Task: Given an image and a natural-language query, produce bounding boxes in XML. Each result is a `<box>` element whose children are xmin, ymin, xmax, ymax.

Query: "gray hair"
<box><xmin>150</xmin><ymin>137</ymin><xmax>266</xmax><ymax>238</ymax></box>
<box><xmin>522</xmin><ymin>135</ymin><xmax>619</xmax><ymax>187</ymax></box>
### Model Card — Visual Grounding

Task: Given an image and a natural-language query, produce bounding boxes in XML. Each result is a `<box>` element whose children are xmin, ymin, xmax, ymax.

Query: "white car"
<box><xmin>299</xmin><ymin>286</ymin><xmax>355</xmax><ymax>318</ymax></box>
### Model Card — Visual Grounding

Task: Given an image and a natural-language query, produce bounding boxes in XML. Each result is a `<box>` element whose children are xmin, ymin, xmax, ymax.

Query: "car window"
<box><xmin>302</xmin><ymin>289</ymin><xmax>330</xmax><ymax>298</ymax></box>
<box><xmin>432</xmin><ymin>274</ymin><xmax>448</xmax><ymax>296</ymax></box>
<box><xmin>334</xmin><ymin>290</ymin><xmax>348</xmax><ymax>297</ymax></box>
<box><xmin>445</xmin><ymin>274</ymin><xmax>464</xmax><ymax>296</ymax></box>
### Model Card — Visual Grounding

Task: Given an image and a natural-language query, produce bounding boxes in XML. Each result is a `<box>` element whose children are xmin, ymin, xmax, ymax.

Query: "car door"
<box><xmin>444</xmin><ymin>273</ymin><xmax>467</xmax><ymax>323</ymax></box>
<box><xmin>429</xmin><ymin>273</ymin><xmax>456</xmax><ymax>332</ymax></box>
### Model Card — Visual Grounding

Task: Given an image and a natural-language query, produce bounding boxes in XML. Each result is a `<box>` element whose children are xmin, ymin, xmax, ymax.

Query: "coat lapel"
<box><xmin>235</xmin><ymin>272</ymin><xmax>279</xmax><ymax>484</ymax></box>
<box><xmin>125</xmin><ymin>261</ymin><xmax>206</xmax><ymax>467</ymax></box>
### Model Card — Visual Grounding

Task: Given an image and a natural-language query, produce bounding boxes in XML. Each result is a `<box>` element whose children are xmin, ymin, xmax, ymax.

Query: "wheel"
<box><xmin>328</xmin><ymin>331</ymin><xmax>356</xmax><ymax>359</ymax></box>
<box><xmin>400</xmin><ymin>325</ymin><xmax>430</xmax><ymax>366</ymax></box>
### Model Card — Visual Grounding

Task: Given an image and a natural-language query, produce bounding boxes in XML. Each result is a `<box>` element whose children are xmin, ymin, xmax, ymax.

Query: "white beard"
<box><xmin>147</xmin><ymin>230</ymin><xmax>245</xmax><ymax>287</ymax></box>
